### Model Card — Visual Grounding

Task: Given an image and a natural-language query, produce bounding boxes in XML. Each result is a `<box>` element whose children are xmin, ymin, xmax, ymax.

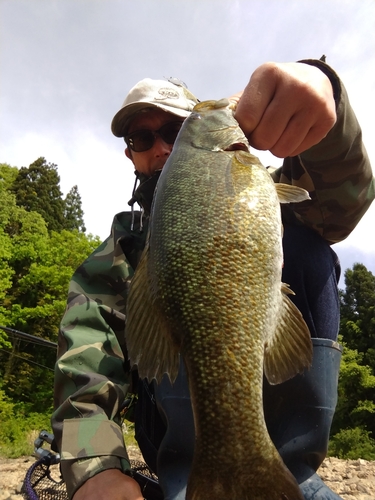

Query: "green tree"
<box><xmin>0</xmin><ymin>222</ymin><xmax>13</xmax><ymax>341</ymax></box>
<box><xmin>10</xmin><ymin>157</ymin><xmax>66</xmax><ymax>232</ymax></box>
<box><xmin>332</xmin><ymin>344</ymin><xmax>375</xmax><ymax>434</ymax></box>
<box><xmin>1</xmin><ymin>162</ymin><xmax>99</xmax><ymax>411</ymax></box>
<box><xmin>0</xmin><ymin>195</ymin><xmax>51</xmax><ymax>408</ymax></box>
<box><xmin>0</xmin><ymin>163</ymin><xmax>18</xmax><ymax>190</ymax></box>
<box><xmin>0</xmin><ymin>185</ymin><xmax>22</xmax><ymax>342</ymax></box>
<box><xmin>64</xmin><ymin>184</ymin><xmax>86</xmax><ymax>232</ymax></box>
<box><xmin>329</xmin><ymin>343</ymin><xmax>375</xmax><ymax>460</ymax></box>
<box><xmin>329</xmin><ymin>427</ymin><xmax>375</xmax><ymax>461</ymax></box>
<box><xmin>0</xmin><ymin>227</ymin><xmax>14</xmax><ymax>339</ymax></box>
<box><xmin>340</xmin><ymin>263</ymin><xmax>375</xmax><ymax>370</ymax></box>
<box><xmin>0</xmin><ymin>227</ymin><xmax>100</xmax><ymax>411</ymax></box>
<box><xmin>329</xmin><ymin>263</ymin><xmax>375</xmax><ymax>459</ymax></box>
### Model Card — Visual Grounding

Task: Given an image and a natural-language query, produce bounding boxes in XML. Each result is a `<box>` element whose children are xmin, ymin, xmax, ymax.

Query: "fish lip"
<box><xmin>224</xmin><ymin>142</ymin><xmax>249</xmax><ymax>152</ymax></box>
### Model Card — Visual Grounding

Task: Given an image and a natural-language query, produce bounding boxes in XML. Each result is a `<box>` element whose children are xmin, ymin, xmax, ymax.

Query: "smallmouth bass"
<box><xmin>126</xmin><ymin>99</ymin><xmax>312</xmax><ymax>499</ymax></box>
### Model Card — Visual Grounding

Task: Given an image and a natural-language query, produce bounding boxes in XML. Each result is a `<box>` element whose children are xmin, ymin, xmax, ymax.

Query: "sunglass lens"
<box><xmin>159</xmin><ymin>122</ymin><xmax>183</xmax><ymax>144</ymax></box>
<box><xmin>126</xmin><ymin>121</ymin><xmax>184</xmax><ymax>152</ymax></box>
<box><xmin>128</xmin><ymin>130</ymin><xmax>154</xmax><ymax>152</ymax></box>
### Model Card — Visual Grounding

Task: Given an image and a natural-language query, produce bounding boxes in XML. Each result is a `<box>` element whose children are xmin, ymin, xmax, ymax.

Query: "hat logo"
<box><xmin>157</xmin><ymin>88</ymin><xmax>180</xmax><ymax>100</ymax></box>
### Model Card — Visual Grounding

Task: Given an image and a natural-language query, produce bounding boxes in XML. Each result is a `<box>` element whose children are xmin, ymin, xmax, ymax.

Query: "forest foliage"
<box><xmin>329</xmin><ymin>263</ymin><xmax>375</xmax><ymax>460</ymax></box>
<box><xmin>1</xmin><ymin>159</ymin><xmax>375</xmax><ymax>460</ymax></box>
<box><xmin>0</xmin><ymin>159</ymin><xmax>100</xmax><ymax>456</ymax></box>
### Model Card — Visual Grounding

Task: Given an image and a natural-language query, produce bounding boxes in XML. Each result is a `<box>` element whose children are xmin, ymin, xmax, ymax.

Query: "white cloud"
<box><xmin>2</xmin><ymin>130</ymin><xmax>135</xmax><ymax>239</ymax></box>
<box><xmin>1</xmin><ymin>0</ymin><xmax>374</xmax><ymax>274</ymax></box>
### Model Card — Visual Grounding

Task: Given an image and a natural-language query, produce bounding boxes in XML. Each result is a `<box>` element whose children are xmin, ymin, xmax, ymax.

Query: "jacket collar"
<box><xmin>127</xmin><ymin>170</ymin><xmax>162</xmax><ymax>217</ymax></box>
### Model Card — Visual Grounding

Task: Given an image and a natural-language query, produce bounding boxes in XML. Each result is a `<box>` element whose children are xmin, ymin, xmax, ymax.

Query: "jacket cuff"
<box><xmin>60</xmin><ymin>418</ymin><xmax>130</xmax><ymax>498</ymax></box>
<box><xmin>297</xmin><ymin>58</ymin><xmax>342</xmax><ymax>106</ymax></box>
<box><xmin>61</xmin><ymin>455</ymin><xmax>131</xmax><ymax>499</ymax></box>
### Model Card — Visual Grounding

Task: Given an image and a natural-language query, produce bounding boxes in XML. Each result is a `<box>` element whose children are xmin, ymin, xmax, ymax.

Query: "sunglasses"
<box><xmin>124</xmin><ymin>121</ymin><xmax>184</xmax><ymax>153</ymax></box>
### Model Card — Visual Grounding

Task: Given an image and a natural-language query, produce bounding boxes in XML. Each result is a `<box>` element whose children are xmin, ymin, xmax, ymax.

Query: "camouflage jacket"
<box><xmin>52</xmin><ymin>61</ymin><xmax>374</xmax><ymax>499</ymax></box>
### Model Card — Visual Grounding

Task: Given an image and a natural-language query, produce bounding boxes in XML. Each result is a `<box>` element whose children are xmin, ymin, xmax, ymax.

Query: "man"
<box><xmin>52</xmin><ymin>58</ymin><xmax>374</xmax><ymax>500</ymax></box>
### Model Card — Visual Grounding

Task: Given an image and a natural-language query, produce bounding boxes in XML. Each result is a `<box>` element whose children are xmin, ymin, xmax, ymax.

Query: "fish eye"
<box><xmin>190</xmin><ymin>112</ymin><xmax>202</xmax><ymax>120</ymax></box>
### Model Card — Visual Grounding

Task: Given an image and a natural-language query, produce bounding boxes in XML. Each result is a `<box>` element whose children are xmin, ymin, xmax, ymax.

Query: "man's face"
<box><xmin>125</xmin><ymin>108</ymin><xmax>184</xmax><ymax>177</ymax></box>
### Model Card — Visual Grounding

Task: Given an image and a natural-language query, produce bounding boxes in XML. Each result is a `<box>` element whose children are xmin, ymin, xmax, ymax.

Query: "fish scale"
<box><xmin>126</xmin><ymin>99</ymin><xmax>313</xmax><ymax>499</ymax></box>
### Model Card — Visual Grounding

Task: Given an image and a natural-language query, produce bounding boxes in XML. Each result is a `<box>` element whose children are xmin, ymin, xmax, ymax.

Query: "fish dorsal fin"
<box><xmin>275</xmin><ymin>183</ymin><xmax>311</xmax><ymax>204</ymax></box>
<box><xmin>125</xmin><ymin>241</ymin><xmax>180</xmax><ymax>384</ymax></box>
<box><xmin>264</xmin><ymin>283</ymin><xmax>312</xmax><ymax>385</ymax></box>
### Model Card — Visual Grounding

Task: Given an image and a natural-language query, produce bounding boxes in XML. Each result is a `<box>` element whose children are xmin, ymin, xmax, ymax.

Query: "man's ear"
<box><xmin>125</xmin><ymin>147</ymin><xmax>133</xmax><ymax>161</ymax></box>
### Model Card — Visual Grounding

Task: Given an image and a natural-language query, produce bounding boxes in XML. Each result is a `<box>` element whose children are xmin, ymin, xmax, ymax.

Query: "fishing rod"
<box><xmin>0</xmin><ymin>325</ymin><xmax>57</xmax><ymax>348</ymax></box>
<box><xmin>0</xmin><ymin>347</ymin><xmax>55</xmax><ymax>371</ymax></box>
<box><xmin>0</xmin><ymin>325</ymin><xmax>57</xmax><ymax>371</ymax></box>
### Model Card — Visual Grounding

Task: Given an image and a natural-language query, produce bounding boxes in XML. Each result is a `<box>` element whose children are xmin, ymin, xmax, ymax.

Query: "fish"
<box><xmin>126</xmin><ymin>99</ymin><xmax>313</xmax><ymax>499</ymax></box>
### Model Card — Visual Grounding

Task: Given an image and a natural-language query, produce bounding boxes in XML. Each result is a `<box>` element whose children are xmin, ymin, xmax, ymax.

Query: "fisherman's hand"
<box><xmin>232</xmin><ymin>62</ymin><xmax>336</xmax><ymax>158</ymax></box>
<box><xmin>72</xmin><ymin>469</ymin><xmax>143</xmax><ymax>500</ymax></box>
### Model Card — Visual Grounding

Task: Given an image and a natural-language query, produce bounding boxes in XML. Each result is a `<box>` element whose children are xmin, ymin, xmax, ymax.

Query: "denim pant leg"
<box><xmin>135</xmin><ymin>361</ymin><xmax>194</xmax><ymax>500</ymax></box>
<box><xmin>281</xmin><ymin>225</ymin><xmax>341</xmax><ymax>340</ymax></box>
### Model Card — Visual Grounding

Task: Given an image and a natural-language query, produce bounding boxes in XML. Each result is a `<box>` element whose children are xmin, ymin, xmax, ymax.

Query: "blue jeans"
<box><xmin>282</xmin><ymin>225</ymin><xmax>340</xmax><ymax>340</ymax></box>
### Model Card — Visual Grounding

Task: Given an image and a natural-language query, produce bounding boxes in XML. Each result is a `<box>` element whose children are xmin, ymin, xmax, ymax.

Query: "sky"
<box><xmin>1</xmin><ymin>0</ymin><xmax>374</xmax><ymax>288</ymax></box>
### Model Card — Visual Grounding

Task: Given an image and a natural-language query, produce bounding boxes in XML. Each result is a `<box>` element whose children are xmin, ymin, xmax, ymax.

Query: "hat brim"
<box><xmin>111</xmin><ymin>102</ymin><xmax>191</xmax><ymax>137</ymax></box>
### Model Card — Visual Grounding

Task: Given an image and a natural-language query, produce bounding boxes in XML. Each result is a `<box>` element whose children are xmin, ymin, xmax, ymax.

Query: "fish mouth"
<box><xmin>224</xmin><ymin>142</ymin><xmax>249</xmax><ymax>152</ymax></box>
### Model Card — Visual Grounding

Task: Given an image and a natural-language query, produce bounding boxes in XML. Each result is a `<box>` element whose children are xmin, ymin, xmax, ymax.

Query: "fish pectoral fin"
<box><xmin>125</xmin><ymin>243</ymin><xmax>180</xmax><ymax>384</ymax></box>
<box><xmin>264</xmin><ymin>283</ymin><xmax>312</xmax><ymax>385</ymax></box>
<box><xmin>275</xmin><ymin>183</ymin><xmax>311</xmax><ymax>204</ymax></box>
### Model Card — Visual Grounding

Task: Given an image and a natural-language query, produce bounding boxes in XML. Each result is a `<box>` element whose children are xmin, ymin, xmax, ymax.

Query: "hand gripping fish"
<box><xmin>126</xmin><ymin>99</ymin><xmax>313</xmax><ymax>499</ymax></box>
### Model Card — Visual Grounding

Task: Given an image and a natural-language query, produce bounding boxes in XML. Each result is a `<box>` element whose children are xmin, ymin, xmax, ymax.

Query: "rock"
<box><xmin>15</xmin><ymin>483</ymin><xmax>23</xmax><ymax>494</ymax></box>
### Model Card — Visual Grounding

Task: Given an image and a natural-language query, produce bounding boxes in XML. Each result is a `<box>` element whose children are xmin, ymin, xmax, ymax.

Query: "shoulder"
<box><xmin>68</xmin><ymin>210</ymin><xmax>149</xmax><ymax>295</ymax></box>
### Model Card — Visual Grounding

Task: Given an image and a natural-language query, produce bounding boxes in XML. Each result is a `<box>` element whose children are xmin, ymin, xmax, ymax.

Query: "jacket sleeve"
<box><xmin>51</xmin><ymin>212</ymin><xmax>147</xmax><ymax>499</ymax></box>
<box><xmin>271</xmin><ymin>59</ymin><xmax>374</xmax><ymax>244</ymax></box>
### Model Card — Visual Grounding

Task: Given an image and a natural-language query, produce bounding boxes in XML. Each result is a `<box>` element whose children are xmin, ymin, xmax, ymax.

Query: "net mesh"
<box><xmin>21</xmin><ymin>459</ymin><xmax>160</xmax><ymax>500</ymax></box>
<box><xmin>131</xmin><ymin>460</ymin><xmax>158</xmax><ymax>481</ymax></box>
<box><xmin>21</xmin><ymin>459</ymin><xmax>67</xmax><ymax>500</ymax></box>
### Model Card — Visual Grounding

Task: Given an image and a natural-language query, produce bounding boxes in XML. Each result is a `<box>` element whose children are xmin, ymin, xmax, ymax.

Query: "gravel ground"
<box><xmin>1</xmin><ymin>453</ymin><xmax>374</xmax><ymax>499</ymax></box>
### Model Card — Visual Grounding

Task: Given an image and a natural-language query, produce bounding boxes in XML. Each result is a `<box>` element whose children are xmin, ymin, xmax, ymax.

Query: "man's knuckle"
<box><xmin>249</xmin><ymin>133</ymin><xmax>272</xmax><ymax>152</ymax></box>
